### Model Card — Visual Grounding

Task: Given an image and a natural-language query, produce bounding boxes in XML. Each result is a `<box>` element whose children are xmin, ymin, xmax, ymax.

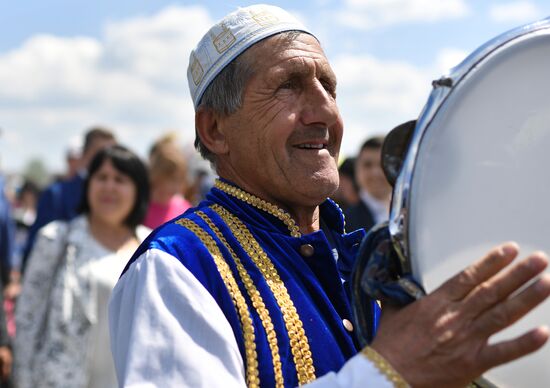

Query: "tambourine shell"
<box><xmin>390</xmin><ymin>17</ymin><xmax>550</xmax><ymax>387</ymax></box>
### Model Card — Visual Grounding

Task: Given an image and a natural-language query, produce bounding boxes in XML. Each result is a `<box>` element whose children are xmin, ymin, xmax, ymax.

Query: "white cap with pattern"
<box><xmin>187</xmin><ymin>4</ymin><xmax>315</xmax><ymax>109</ymax></box>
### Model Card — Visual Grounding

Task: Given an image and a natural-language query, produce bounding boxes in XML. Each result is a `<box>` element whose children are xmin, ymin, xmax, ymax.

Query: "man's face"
<box><xmin>84</xmin><ymin>137</ymin><xmax>116</xmax><ymax>168</ymax></box>
<box><xmin>216</xmin><ymin>33</ymin><xmax>343</xmax><ymax>209</ymax></box>
<box><xmin>355</xmin><ymin>147</ymin><xmax>391</xmax><ymax>200</ymax></box>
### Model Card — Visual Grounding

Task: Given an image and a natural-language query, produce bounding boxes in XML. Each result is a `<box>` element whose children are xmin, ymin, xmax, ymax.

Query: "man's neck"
<box><xmin>290</xmin><ymin>205</ymin><xmax>320</xmax><ymax>235</ymax></box>
<box><xmin>216</xmin><ymin>170</ymin><xmax>322</xmax><ymax>235</ymax></box>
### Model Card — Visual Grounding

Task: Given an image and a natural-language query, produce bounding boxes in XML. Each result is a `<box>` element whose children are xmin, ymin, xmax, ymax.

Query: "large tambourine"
<box><xmin>352</xmin><ymin>16</ymin><xmax>550</xmax><ymax>387</ymax></box>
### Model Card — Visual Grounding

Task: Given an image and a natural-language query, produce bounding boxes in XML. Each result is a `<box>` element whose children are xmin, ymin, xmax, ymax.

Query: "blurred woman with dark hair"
<box><xmin>14</xmin><ymin>145</ymin><xmax>150</xmax><ymax>388</ymax></box>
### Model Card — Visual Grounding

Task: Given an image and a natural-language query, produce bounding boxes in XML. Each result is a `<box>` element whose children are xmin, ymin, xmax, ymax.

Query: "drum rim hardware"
<box><xmin>388</xmin><ymin>16</ymin><xmax>550</xmax><ymax>270</ymax></box>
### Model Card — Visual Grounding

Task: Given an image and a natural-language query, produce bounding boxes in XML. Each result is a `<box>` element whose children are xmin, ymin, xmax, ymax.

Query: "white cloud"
<box><xmin>336</xmin><ymin>0</ymin><xmax>469</xmax><ymax>30</ymax></box>
<box><xmin>489</xmin><ymin>1</ymin><xmax>539</xmax><ymax>23</ymax></box>
<box><xmin>0</xmin><ymin>35</ymin><xmax>102</xmax><ymax>102</ymax></box>
<box><xmin>102</xmin><ymin>5</ymin><xmax>211</xmax><ymax>87</ymax></box>
<box><xmin>0</xmin><ymin>2</ymin><xmax>470</xmax><ymax>178</ymax></box>
<box><xmin>0</xmin><ymin>5</ymin><xmax>213</xmax><ymax>172</ymax></box>
<box><xmin>332</xmin><ymin>46</ymin><xmax>470</xmax><ymax>158</ymax></box>
<box><xmin>332</xmin><ymin>54</ymin><xmax>433</xmax><ymax>157</ymax></box>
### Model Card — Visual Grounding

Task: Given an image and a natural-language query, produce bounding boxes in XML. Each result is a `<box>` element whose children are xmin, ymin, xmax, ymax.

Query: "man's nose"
<box><xmin>300</xmin><ymin>80</ymin><xmax>339</xmax><ymax>127</ymax></box>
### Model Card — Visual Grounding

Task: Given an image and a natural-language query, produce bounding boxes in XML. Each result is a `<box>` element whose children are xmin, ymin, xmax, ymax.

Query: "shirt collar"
<box><xmin>207</xmin><ymin>178</ymin><xmax>346</xmax><ymax>237</ymax></box>
<box><xmin>359</xmin><ymin>190</ymin><xmax>389</xmax><ymax>224</ymax></box>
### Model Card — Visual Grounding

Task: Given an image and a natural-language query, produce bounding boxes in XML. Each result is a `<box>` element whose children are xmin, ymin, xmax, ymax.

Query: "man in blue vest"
<box><xmin>109</xmin><ymin>5</ymin><xmax>550</xmax><ymax>387</ymax></box>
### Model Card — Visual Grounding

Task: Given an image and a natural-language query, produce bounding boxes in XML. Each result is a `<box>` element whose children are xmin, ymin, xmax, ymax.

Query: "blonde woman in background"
<box><xmin>143</xmin><ymin>134</ymin><xmax>191</xmax><ymax>229</ymax></box>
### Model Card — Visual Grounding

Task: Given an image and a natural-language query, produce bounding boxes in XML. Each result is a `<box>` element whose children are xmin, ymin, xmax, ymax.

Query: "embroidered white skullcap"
<box><xmin>187</xmin><ymin>4</ymin><xmax>315</xmax><ymax>109</ymax></box>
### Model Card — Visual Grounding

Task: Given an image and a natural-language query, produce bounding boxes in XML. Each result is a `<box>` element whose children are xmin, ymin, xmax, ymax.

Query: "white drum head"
<box><xmin>403</xmin><ymin>24</ymin><xmax>550</xmax><ymax>387</ymax></box>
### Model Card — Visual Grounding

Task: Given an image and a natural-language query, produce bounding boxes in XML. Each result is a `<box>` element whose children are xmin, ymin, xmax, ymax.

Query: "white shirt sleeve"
<box><xmin>109</xmin><ymin>248</ymin><xmax>395</xmax><ymax>388</ymax></box>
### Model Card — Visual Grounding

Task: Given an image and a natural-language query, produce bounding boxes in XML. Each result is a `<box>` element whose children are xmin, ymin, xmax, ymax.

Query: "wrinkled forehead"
<box><xmin>244</xmin><ymin>33</ymin><xmax>335</xmax><ymax>81</ymax></box>
<box><xmin>186</xmin><ymin>4</ymin><xmax>317</xmax><ymax>108</ymax></box>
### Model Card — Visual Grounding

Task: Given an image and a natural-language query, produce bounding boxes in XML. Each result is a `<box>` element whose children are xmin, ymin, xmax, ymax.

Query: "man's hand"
<box><xmin>371</xmin><ymin>242</ymin><xmax>550</xmax><ymax>387</ymax></box>
<box><xmin>0</xmin><ymin>346</ymin><xmax>12</xmax><ymax>382</ymax></box>
<box><xmin>4</xmin><ymin>281</ymin><xmax>21</xmax><ymax>301</ymax></box>
<box><xmin>4</xmin><ymin>270</ymin><xmax>22</xmax><ymax>300</ymax></box>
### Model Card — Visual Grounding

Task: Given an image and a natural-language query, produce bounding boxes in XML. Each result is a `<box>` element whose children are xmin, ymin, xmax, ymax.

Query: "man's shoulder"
<box><xmin>122</xmin><ymin>207</ymin><xmax>219</xmax><ymax>275</ymax></box>
<box><xmin>146</xmin><ymin>213</ymin><xmax>204</xmax><ymax>248</ymax></box>
<box><xmin>38</xmin><ymin>177</ymin><xmax>80</xmax><ymax>204</ymax></box>
<box><xmin>40</xmin><ymin>180</ymin><xmax>64</xmax><ymax>198</ymax></box>
<box><xmin>59</xmin><ymin>175</ymin><xmax>84</xmax><ymax>195</ymax></box>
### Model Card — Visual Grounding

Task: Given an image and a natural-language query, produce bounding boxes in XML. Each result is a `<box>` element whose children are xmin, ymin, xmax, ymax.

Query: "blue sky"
<box><xmin>1</xmin><ymin>0</ymin><xmax>550</xmax><ymax>173</ymax></box>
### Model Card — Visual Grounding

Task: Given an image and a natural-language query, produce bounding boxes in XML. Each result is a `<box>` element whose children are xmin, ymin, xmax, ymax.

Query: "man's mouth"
<box><xmin>297</xmin><ymin>143</ymin><xmax>327</xmax><ymax>150</ymax></box>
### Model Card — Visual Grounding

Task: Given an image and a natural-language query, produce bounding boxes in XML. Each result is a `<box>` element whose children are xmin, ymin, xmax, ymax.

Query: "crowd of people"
<box><xmin>0</xmin><ymin>3</ymin><xmax>549</xmax><ymax>388</ymax></box>
<box><xmin>0</xmin><ymin>125</ymin><xmax>388</xmax><ymax>388</ymax></box>
<box><xmin>0</xmin><ymin>126</ymin><xmax>217</xmax><ymax>387</ymax></box>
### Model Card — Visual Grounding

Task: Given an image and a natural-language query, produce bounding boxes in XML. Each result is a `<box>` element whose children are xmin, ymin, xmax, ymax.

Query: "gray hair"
<box><xmin>194</xmin><ymin>54</ymin><xmax>254</xmax><ymax>164</ymax></box>
<box><xmin>194</xmin><ymin>31</ymin><xmax>304</xmax><ymax>164</ymax></box>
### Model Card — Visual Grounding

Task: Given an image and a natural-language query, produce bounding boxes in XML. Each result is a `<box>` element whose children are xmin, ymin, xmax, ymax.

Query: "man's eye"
<box><xmin>279</xmin><ymin>78</ymin><xmax>298</xmax><ymax>90</ymax></box>
<box><xmin>320</xmin><ymin>79</ymin><xmax>336</xmax><ymax>96</ymax></box>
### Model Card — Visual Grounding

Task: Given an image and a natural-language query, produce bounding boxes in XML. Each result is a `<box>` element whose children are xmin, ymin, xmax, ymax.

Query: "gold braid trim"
<box><xmin>175</xmin><ymin>218</ymin><xmax>260</xmax><ymax>388</ymax></box>
<box><xmin>196</xmin><ymin>211</ymin><xmax>285</xmax><ymax>388</ymax></box>
<box><xmin>211</xmin><ymin>204</ymin><xmax>316</xmax><ymax>385</ymax></box>
<box><xmin>362</xmin><ymin>347</ymin><xmax>410</xmax><ymax>388</ymax></box>
<box><xmin>214</xmin><ymin>179</ymin><xmax>302</xmax><ymax>238</ymax></box>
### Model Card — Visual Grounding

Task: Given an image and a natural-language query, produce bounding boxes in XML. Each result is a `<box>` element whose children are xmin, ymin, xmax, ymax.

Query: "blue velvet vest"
<box><xmin>124</xmin><ymin>180</ymin><xmax>380</xmax><ymax>387</ymax></box>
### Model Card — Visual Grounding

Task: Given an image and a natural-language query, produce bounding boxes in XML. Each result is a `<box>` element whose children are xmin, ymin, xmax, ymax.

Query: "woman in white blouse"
<box><xmin>14</xmin><ymin>145</ymin><xmax>150</xmax><ymax>388</ymax></box>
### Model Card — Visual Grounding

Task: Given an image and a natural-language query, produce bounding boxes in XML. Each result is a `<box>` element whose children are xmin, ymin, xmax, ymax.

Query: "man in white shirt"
<box><xmin>345</xmin><ymin>136</ymin><xmax>391</xmax><ymax>232</ymax></box>
<box><xmin>109</xmin><ymin>4</ymin><xmax>550</xmax><ymax>387</ymax></box>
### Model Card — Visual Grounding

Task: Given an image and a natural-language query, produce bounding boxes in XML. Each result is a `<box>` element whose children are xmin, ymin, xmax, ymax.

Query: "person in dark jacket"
<box><xmin>0</xmin><ymin>176</ymin><xmax>14</xmax><ymax>387</ymax></box>
<box><xmin>344</xmin><ymin>136</ymin><xmax>391</xmax><ymax>233</ymax></box>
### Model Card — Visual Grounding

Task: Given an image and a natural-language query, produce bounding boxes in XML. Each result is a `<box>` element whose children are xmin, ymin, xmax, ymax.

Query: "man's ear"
<box><xmin>195</xmin><ymin>107</ymin><xmax>229</xmax><ymax>156</ymax></box>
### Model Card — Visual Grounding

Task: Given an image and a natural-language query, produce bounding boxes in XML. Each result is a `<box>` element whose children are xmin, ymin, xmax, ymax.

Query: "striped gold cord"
<box><xmin>176</xmin><ymin>218</ymin><xmax>260</xmax><ymax>388</ymax></box>
<box><xmin>212</xmin><ymin>204</ymin><xmax>316</xmax><ymax>385</ymax></box>
<box><xmin>362</xmin><ymin>347</ymin><xmax>410</xmax><ymax>388</ymax></box>
<box><xmin>214</xmin><ymin>179</ymin><xmax>302</xmax><ymax>238</ymax></box>
<box><xmin>196</xmin><ymin>211</ymin><xmax>285</xmax><ymax>388</ymax></box>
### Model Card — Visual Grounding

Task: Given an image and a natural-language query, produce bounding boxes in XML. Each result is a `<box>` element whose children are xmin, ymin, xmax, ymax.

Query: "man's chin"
<box><xmin>298</xmin><ymin>175</ymin><xmax>339</xmax><ymax>202</ymax></box>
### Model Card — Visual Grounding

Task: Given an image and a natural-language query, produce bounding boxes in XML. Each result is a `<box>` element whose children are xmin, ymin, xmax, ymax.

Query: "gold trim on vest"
<box><xmin>212</xmin><ymin>204</ymin><xmax>316</xmax><ymax>384</ymax></box>
<box><xmin>175</xmin><ymin>218</ymin><xmax>260</xmax><ymax>387</ymax></box>
<box><xmin>196</xmin><ymin>211</ymin><xmax>285</xmax><ymax>388</ymax></box>
<box><xmin>214</xmin><ymin>180</ymin><xmax>302</xmax><ymax>238</ymax></box>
